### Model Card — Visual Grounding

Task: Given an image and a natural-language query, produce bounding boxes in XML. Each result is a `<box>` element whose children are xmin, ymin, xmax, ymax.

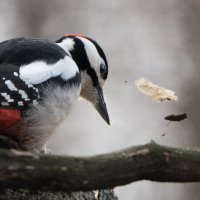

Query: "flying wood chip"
<box><xmin>135</xmin><ymin>78</ymin><xmax>178</xmax><ymax>102</ymax></box>
<box><xmin>165</xmin><ymin>113</ymin><xmax>187</xmax><ymax>122</ymax></box>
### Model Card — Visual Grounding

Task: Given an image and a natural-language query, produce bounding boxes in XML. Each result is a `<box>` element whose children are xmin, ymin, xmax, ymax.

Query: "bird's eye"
<box><xmin>100</xmin><ymin>63</ymin><xmax>106</xmax><ymax>76</ymax></box>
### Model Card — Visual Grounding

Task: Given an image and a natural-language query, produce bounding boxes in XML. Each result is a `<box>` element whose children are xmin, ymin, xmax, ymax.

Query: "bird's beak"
<box><xmin>95</xmin><ymin>86</ymin><xmax>110</xmax><ymax>125</ymax></box>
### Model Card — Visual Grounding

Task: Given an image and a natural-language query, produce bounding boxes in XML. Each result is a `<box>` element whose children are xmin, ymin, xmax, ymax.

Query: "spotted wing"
<box><xmin>0</xmin><ymin>64</ymin><xmax>39</xmax><ymax>108</ymax></box>
<box><xmin>0</xmin><ymin>38</ymin><xmax>79</xmax><ymax>109</ymax></box>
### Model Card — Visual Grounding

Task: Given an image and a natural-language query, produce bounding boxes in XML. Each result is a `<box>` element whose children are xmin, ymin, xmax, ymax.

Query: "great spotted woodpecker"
<box><xmin>0</xmin><ymin>34</ymin><xmax>109</xmax><ymax>151</ymax></box>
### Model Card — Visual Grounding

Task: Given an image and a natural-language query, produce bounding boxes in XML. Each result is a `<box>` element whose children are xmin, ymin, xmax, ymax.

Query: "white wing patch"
<box><xmin>19</xmin><ymin>56</ymin><xmax>79</xmax><ymax>84</ymax></box>
<box><xmin>57</xmin><ymin>38</ymin><xmax>75</xmax><ymax>56</ymax></box>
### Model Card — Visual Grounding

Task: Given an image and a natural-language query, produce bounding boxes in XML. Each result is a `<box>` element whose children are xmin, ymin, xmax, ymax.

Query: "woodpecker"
<box><xmin>0</xmin><ymin>35</ymin><xmax>109</xmax><ymax>151</ymax></box>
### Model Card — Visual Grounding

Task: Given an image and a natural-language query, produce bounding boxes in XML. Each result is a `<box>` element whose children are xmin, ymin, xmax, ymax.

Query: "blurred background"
<box><xmin>1</xmin><ymin>0</ymin><xmax>200</xmax><ymax>199</ymax></box>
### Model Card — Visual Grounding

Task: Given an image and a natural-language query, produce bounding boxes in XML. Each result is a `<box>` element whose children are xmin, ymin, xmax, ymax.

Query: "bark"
<box><xmin>0</xmin><ymin>136</ymin><xmax>117</xmax><ymax>200</ymax></box>
<box><xmin>0</xmin><ymin>189</ymin><xmax>117</xmax><ymax>200</ymax></box>
<box><xmin>1</xmin><ymin>139</ymin><xmax>200</xmax><ymax>193</ymax></box>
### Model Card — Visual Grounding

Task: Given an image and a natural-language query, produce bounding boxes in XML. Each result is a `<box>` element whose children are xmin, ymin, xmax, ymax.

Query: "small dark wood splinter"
<box><xmin>165</xmin><ymin>113</ymin><xmax>187</xmax><ymax>122</ymax></box>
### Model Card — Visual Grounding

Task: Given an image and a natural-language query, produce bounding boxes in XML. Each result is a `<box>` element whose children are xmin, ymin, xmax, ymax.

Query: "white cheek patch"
<box><xmin>19</xmin><ymin>56</ymin><xmax>79</xmax><ymax>84</ymax></box>
<box><xmin>77</xmin><ymin>37</ymin><xmax>101</xmax><ymax>71</ymax></box>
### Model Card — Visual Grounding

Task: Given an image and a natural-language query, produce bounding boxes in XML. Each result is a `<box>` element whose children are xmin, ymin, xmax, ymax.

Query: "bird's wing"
<box><xmin>0</xmin><ymin>63</ymin><xmax>40</xmax><ymax>108</ymax></box>
<box><xmin>0</xmin><ymin>38</ymin><xmax>80</xmax><ymax>109</ymax></box>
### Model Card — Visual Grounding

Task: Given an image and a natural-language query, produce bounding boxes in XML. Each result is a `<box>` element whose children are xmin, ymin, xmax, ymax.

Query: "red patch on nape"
<box><xmin>0</xmin><ymin>109</ymin><xmax>21</xmax><ymax>131</ymax></box>
<box><xmin>64</xmin><ymin>34</ymin><xmax>88</xmax><ymax>39</ymax></box>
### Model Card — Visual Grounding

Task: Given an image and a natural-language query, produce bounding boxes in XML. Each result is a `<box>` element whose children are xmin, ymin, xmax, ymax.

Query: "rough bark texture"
<box><xmin>0</xmin><ymin>189</ymin><xmax>117</xmax><ymax>200</ymax></box>
<box><xmin>0</xmin><ymin>136</ymin><xmax>117</xmax><ymax>200</ymax></box>
<box><xmin>1</xmin><ymin>138</ymin><xmax>200</xmax><ymax>193</ymax></box>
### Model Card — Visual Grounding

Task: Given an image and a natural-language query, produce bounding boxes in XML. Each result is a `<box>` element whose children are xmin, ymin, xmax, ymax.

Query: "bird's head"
<box><xmin>56</xmin><ymin>34</ymin><xmax>110</xmax><ymax>125</ymax></box>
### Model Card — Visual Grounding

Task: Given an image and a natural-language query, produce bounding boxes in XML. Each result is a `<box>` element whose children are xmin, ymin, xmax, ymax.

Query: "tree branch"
<box><xmin>0</xmin><ymin>141</ymin><xmax>200</xmax><ymax>192</ymax></box>
<box><xmin>1</xmin><ymin>189</ymin><xmax>118</xmax><ymax>200</ymax></box>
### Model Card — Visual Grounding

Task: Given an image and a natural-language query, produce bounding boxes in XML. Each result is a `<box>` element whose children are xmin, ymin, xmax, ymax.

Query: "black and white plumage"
<box><xmin>0</xmin><ymin>38</ymin><xmax>80</xmax><ymax>108</ymax></box>
<box><xmin>56</xmin><ymin>35</ymin><xmax>109</xmax><ymax>123</ymax></box>
<box><xmin>0</xmin><ymin>35</ymin><xmax>109</xmax><ymax>151</ymax></box>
